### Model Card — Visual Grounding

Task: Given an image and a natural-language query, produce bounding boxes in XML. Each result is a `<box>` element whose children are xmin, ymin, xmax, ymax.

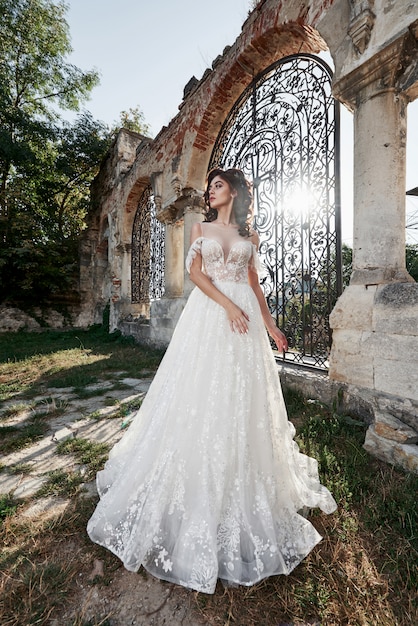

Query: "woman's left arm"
<box><xmin>248</xmin><ymin>233</ymin><xmax>288</xmax><ymax>353</ymax></box>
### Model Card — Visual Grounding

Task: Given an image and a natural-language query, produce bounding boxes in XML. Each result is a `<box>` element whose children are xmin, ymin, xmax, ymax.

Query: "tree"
<box><xmin>406</xmin><ymin>243</ymin><xmax>418</xmax><ymax>281</ymax></box>
<box><xmin>0</xmin><ymin>0</ymin><xmax>105</xmax><ymax>302</ymax></box>
<box><xmin>341</xmin><ymin>243</ymin><xmax>353</xmax><ymax>288</ymax></box>
<box><xmin>0</xmin><ymin>112</ymin><xmax>112</xmax><ymax>302</ymax></box>
<box><xmin>0</xmin><ymin>0</ymin><xmax>99</xmax><ymax>234</ymax></box>
<box><xmin>114</xmin><ymin>106</ymin><xmax>151</xmax><ymax>136</ymax></box>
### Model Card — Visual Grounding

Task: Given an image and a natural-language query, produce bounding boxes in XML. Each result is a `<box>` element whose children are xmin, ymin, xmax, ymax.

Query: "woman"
<box><xmin>87</xmin><ymin>167</ymin><xmax>337</xmax><ymax>594</ymax></box>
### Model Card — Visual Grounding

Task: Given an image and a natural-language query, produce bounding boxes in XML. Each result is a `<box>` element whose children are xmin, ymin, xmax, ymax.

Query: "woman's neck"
<box><xmin>215</xmin><ymin>207</ymin><xmax>235</xmax><ymax>226</ymax></box>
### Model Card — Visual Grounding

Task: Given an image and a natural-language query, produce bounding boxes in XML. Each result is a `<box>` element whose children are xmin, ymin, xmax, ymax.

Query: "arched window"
<box><xmin>131</xmin><ymin>186</ymin><xmax>165</xmax><ymax>304</ymax></box>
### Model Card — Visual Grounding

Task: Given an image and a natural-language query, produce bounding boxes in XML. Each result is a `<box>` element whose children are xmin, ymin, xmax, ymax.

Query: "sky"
<box><xmin>64</xmin><ymin>0</ymin><xmax>418</xmax><ymax>244</ymax></box>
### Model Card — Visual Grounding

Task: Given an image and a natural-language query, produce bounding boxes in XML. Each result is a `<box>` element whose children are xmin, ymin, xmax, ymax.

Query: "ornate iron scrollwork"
<box><xmin>210</xmin><ymin>54</ymin><xmax>342</xmax><ymax>369</ymax></box>
<box><xmin>131</xmin><ymin>186</ymin><xmax>165</xmax><ymax>304</ymax></box>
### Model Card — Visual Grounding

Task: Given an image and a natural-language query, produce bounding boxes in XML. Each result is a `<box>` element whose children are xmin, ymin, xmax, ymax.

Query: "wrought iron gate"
<box><xmin>209</xmin><ymin>54</ymin><xmax>342</xmax><ymax>369</ymax></box>
<box><xmin>131</xmin><ymin>186</ymin><xmax>165</xmax><ymax>304</ymax></box>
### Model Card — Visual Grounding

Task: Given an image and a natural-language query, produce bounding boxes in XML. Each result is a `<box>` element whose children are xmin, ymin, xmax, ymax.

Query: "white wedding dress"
<box><xmin>87</xmin><ymin>227</ymin><xmax>337</xmax><ymax>594</ymax></box>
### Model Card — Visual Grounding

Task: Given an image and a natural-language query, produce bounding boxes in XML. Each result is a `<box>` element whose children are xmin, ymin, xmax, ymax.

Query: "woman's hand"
<box><xmin>225</xmin><ymin>302</ymin><xmax>250</xmax><ymax>334</ymax></box>
<box><xmin>267</xmin><ymin>324</ymin><xmax>288</xmax><ymax>353</ymax></box>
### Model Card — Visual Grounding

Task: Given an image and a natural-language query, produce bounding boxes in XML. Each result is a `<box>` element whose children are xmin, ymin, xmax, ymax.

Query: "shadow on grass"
<box><xmin>0</xmin><ymin>327</ymin><xmax>164</xmax><ymax>402</ymax></box>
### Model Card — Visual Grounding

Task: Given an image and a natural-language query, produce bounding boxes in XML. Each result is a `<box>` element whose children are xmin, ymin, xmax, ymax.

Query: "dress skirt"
<box><xmin>87</xmin><ymin>279</ymin><xmax>337</xmax><ymax>594</ymax></box>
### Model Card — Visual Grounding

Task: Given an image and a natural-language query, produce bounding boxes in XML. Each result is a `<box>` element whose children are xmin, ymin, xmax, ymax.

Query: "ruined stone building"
<box><xmin>79</xmin><ymin>0</ymin><xmax>418</xmax><ymax>472</ymax></box>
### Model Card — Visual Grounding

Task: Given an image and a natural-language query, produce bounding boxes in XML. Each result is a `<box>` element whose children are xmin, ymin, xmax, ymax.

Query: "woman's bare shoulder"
<box><xmin>190</xmin><ymin>220</ymin><xmax>203</xmax><ymax>243</ymax></box>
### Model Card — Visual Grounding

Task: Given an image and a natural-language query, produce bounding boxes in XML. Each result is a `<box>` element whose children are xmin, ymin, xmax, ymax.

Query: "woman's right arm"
<box><xmin>188</xmin><ymin>222</ymin><xmax>250</xmax><ymax>334</ymax></box>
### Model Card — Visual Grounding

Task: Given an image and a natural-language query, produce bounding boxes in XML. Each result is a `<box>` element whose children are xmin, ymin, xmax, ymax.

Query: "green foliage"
<box><xmin>406</xmin><ymin>243</ymin><xmax>418</xmax><ymax>281</ymax></box>
<box><xmin>36</xmin><ymin>468</ymin><xmax>85</xmax><ymax>497</ymax></box>
<box><xmin>113</xmin><ymin>105</ymin><xmax>151</xmax><ymax>136</ymax></box>
<box><xmin>287</xmin><ymin>389</ymin><xmax>418</xmax><ymax>596</ymax></box>
<box><xmin>341</xmin><ymin>242</ymin><xmax>353</xmax><ymax>288</ymax></box>
<box><xmin>0</xmin><ymin>0</ymin><xmax>110</xmax><ymax>304</ymax></box>
<box><xmin>0</xmin><ymin>494</ymin><xmax>18</xmax><ymax>524</ymax></box>
<box><xmin>0</xmin><ymin>327</ymin><xmax>164</xmax><ymax>403</ymax></box>
<box><xmin>0</xmin><ymin>419</ymin><xmax>49</xmax><ymax>454</ymax></box>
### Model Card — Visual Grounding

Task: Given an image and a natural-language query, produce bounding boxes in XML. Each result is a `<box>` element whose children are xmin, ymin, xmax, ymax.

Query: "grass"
<box><xmin>36</xmin><ymin>468</ymin><xmax>86</xmax><ymax>498</ymax></box>
<box><xmin>189</xmin><ymin>398</ymin><xmax>418</xmax><ymax>626</ymax></box>
<box><xmin>0</xmin><ymin>498</ymin><xmax>96</xmax><ymax>624</ymax></box>
<box><xmin>0</xmin><ymin>401</ymin><xmax>35</xmax><ymax>420</ymax></box>
<box><xmin>0</xmin><ymin>330</ymin><xmax>416</xmax><ymax>625</ymax></box>
<box><xmin>85</xmin><ymin>398</ymin><xmax>143</xmax><ymax>422</ymax></box>
<box><xmin>0</xmin><ymin>325</ymin><xmax>164</xmax><ymax>403</ymax></box>
<box><xmin>3</xmin><ymin>462</ymin><xmax>33</xmax><ymax>475</ymax></box>
<box><xmin>0</xmin><ymin>419</ymin><xmax>49</xmax><ymax>454</ymax></box>
<box><xmin>0</xmin><ymin>397</ymin><xmax>71</xmax><ymax>455</ymax></box>
<box><xmin>56</xmin><ymin>437</ymin><xmax>111</xmax><ymax>479</ymax></box>
<box><xmin>0</xmin><ymin>493</ymin><xmax>18</xmax><ymax>524</ymax></box>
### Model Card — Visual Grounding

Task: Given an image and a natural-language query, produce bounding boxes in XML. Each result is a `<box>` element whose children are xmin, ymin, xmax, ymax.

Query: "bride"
<box><xmin>87</xmin><ymin>167</ymin><xmax>337</xmax><ymax>594</ymax></box>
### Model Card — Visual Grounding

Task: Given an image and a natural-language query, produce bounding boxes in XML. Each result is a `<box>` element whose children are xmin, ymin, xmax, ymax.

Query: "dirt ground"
<box><xmin>55</xmin><ymin>560</ymin><xmax>208</xmax><ymax>626</ymax></box>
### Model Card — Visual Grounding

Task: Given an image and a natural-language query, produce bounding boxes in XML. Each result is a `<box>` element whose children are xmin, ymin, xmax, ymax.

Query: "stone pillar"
<box><xmin>164</xmin><ymin>221</ymin><xmax>184</xmax><ymax>297</ymax></box>
<box><xmin>315</xmin><ymin>3</ymin><xmax>418</xmax><ymax>471</ymax></box>
<box><xmin>183</xmin><ymin>205</ymin><xmax>203</xmax><ymax>296</ymax></box>
<box><xmin>329</xmin><ymin>35</ymin><xmax>418</xmax><ymax>392</ymax></box>
<box><xmin>140</xmin><ymin>188</ymin><xmax>203</xmax><ymax>347</ymax></box>
<box><xmin>351</xmin><ymin>89</ymin><xmax>411</xmax><ymax>285</ymax></box>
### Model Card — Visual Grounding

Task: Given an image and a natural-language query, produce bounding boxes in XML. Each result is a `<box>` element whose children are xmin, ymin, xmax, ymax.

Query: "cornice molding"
<box><xmin>333</xmin><ymin>29</ymin><xmax>416</xmax><ymax>108</ymax></box>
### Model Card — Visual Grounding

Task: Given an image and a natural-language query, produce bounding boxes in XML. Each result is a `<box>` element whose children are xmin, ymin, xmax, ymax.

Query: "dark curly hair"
<box><xmin>203</xmin><ymin>168</ymin><xmax>253</xmax><ymax>237</ymax></box>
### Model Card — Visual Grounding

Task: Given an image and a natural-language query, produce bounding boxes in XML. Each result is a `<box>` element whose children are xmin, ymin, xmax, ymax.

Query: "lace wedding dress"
<box><xmin>87</xmin><ymin>228</ymin><xmax>337</xmax><ymax>594</ymax></box>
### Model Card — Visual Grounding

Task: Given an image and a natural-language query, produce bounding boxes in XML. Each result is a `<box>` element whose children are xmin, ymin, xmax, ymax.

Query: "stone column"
<box><xmin>351</xmin><ymin>88</ymin><xmax>410</xmax><ymax>285</ymax></box>
<box><xmin>164</xmin><ymin>221</ymin><xmax>184</xmax><ymax>298</ymax></box>
<box><xmin>326</xmin><ymin>28</ymin><xmax>418</xmax><ymax>473</ymax></box>
<box><xmin>329</xmin><ymin>35</ymin><xmax>418</xmax><ymax>397</ymax></box>
<box><xmin>183</xmin><ymin>205</ymin><xmax>203</xmax><ymax>296</ymax></box>
<box><xmin>144</xmin><ymin>188</ymin><xmax>204</xmax><ymax>347</ymax></box>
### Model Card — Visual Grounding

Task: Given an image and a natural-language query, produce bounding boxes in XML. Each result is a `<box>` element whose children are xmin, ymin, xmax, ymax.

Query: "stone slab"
<box><xmin>76</xmin><ymin>419</ymin><xmax>124</xmax><ymax>447</ymax></box>
<box><xmin>329</xmin><ymin>350</ymin><xmax>374</xmax><ymax>387</ymax></box>
<box><xmin>376</xmin><ymin>396</ymin><xmax>418</xmax><ymax>432</ymax></box>
<box><xmin>374</xmin><ymin>359</ymin><xmax>418</xmax><ymax>402</ymax></box>
<box><xmin>364</xmin><ymin>425</ymin><xmax>418</xmax><ymax>474</ymax></box>
<box><xmin>362</xmin><ymin>332</ymin><xmax>418</xmax><ymax>363</ymax></box>
<box><xmin>329</xmin><ymin>285</ymin><xmax>376</xmax><ymax>331</ymax></box>
<box><xmin>374</xmin><ymin>283</ymin><xmax>418</xmax><ymax>330</ymax></box>
<box><xmin>374</xmin><ymin>412</ymin><xmax>418</xmax><ymax>444</ymax></box>
<box><xmin>0</xmin><ymin>473</ymin><xmax>24</xmax><ymax>495</ymax></box>
<box><xmin>21</xmin><ymin>496</ymin><xmax>70</xmax><ymax>519</ymax></box>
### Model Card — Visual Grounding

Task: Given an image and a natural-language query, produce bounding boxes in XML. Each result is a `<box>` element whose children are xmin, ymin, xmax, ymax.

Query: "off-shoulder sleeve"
<box><xmin>185</xmin><ymin>237</ymin><xmax>204</xmax><ymax>273</ymax></box>
<box><xmin>250</xmin><ymin>244</ymin><xmax>268</xmax><ymax>280</ymax></box>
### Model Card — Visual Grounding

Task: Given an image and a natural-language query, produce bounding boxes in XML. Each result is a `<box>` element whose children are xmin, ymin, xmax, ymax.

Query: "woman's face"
<box><xmin>208</xmin><ymin>175</ymin><xmax>236</xmax><ymax>210</ymax></box>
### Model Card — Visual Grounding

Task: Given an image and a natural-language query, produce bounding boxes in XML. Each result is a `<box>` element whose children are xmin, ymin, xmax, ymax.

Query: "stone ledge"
<box><xmin>278</xmin><ymin>363</ymin><xmax>418</xmax><ymax>474</ymax></box>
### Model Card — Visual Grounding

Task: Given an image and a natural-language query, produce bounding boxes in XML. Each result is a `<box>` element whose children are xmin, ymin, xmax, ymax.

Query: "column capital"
<box><xmin>157</xmin><ymin>187</ymin><xmax>204</xmax><ymax>224</ymax></box>
<box><xmin>333</xmin><ymin>23</ymin><xmax>418</xmax><ymax>109</ymax></box>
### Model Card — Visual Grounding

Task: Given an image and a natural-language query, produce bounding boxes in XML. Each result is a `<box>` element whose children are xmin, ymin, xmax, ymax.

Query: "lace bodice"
<box><xmin>186</xmin><ymin>237</ymin><xmax>258</xmax><ymax>283</ymax></box>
